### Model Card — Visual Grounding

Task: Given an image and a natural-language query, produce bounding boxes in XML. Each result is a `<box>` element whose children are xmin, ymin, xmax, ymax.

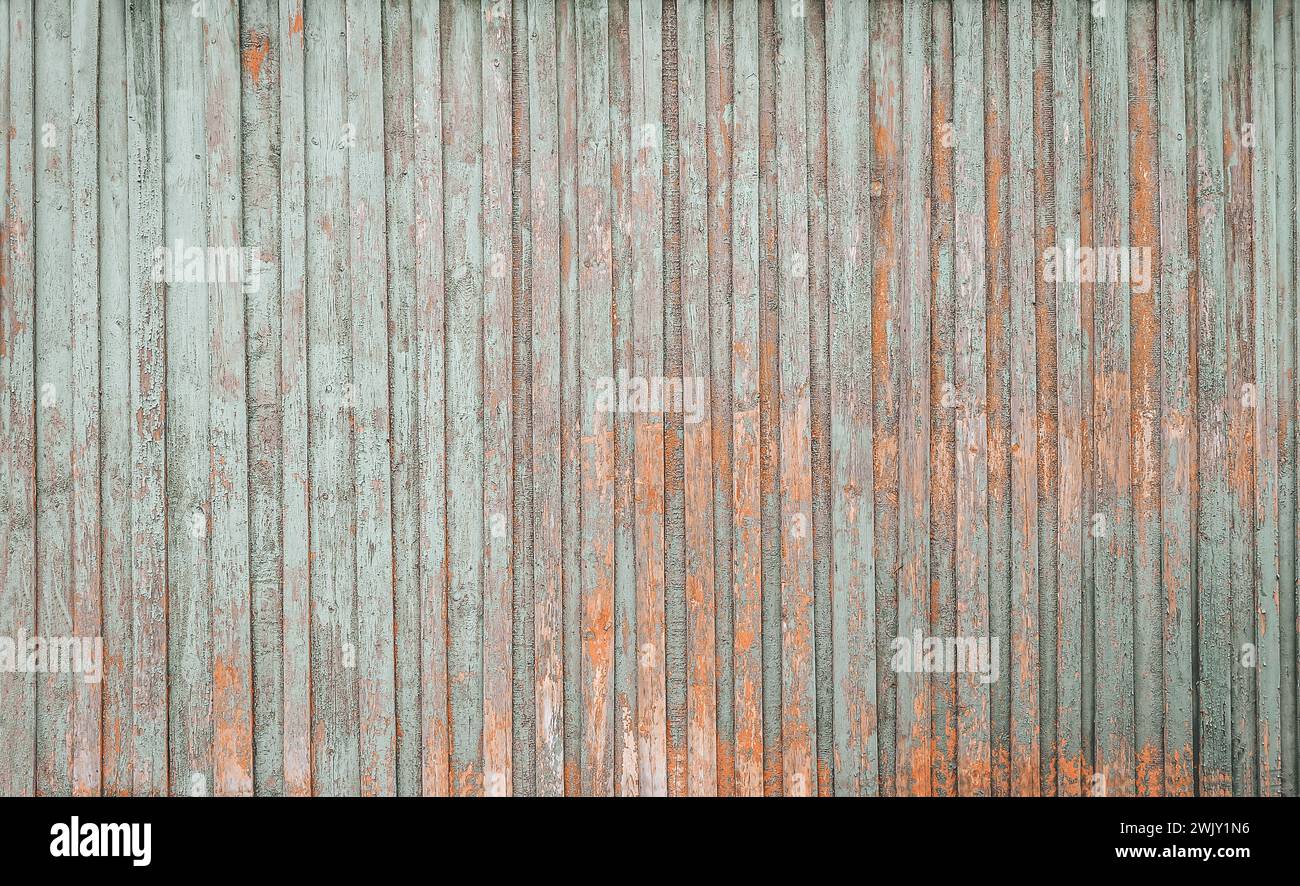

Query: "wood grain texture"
<box><xmin>3</xmin><ymin>0</ymin><xmax>1299</xmax><ymax>797</ymax></box>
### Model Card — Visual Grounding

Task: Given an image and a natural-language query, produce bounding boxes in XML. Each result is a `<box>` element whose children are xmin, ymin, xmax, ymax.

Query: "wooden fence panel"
<box><xmin>2</xmin><ymin>0</ymin><xmax>1299</xmax><ymax>797</ymax></box>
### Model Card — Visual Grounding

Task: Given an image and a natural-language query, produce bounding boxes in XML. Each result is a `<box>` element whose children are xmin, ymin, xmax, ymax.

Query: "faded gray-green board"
<box><xmin>2</xmin><ymin>0</ymin><xmax>1299</xmax><ymax>797</ymax></box>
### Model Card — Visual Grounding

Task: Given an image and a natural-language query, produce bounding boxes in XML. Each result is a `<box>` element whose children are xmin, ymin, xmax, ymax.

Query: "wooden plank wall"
<box><xmin>1</xmin><ymin>0</ymin><xmax>1299</xmax><ymax>797</ymax></box>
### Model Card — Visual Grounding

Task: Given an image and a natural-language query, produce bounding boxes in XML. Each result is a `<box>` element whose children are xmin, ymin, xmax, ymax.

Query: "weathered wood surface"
<box><xmin>2</xmin><ymin>0</ymin><xmax>1299</xmax><ymax>796</ymax></box>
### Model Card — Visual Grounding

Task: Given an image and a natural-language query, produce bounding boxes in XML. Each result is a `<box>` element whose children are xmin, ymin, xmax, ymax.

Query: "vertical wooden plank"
<box><xmin>803</xmin><ymin>0</ymin><xmax>832</xmax><ymax>799</ymax></box>
<box><xmin>577</xmin><ymin>0</ymin><xmax>616</xmax><ymax>797</ymax></box>
<box><xmin>868</xmin><ymin>0</ymin><xmax>901</xmax><ymax>798</ymax></box>
<box><xmin>1251</xmin><ymin>0</ymin><xmax>1283</xmax><ymax>798</ymax></box>
<box><xmin>510</xmin><ymin>0</ymin><xmax>536</xmax><ymax>797</ymax></box>
<box><xmin>278</xmin><ymin>0</ymin><xmax>311</xmax><ymax>798</ymax></box>
<box><xmin>1156</xmin><ymin>0</ymin><xmax>1195</xmax><ymax>798</ymax></box>
<box><xmin>0</xmin><ymin>0</ymin><xmax>36</xmax><ymax>798</ymax></box>
<box><xmin>1276</xmin><ymin>0</ymin><xmax>1298</xmax><ymax>799</ymax></box>
<box><xmin>1293</xmin><ymin>0</ymin><xmax>1300</xmax><ymax>795</ymax></box>
<box><xmin>206</xmin><ymin>0</ymin><xmax>254</xmax><ymax>797</ymax></box>
<box><xmin>929</xmin><ymin>0</ymin><xmax>958</xmax><ymax>799</ymax></box>
<box><xmin>411</xmin><ymin>0</ymin><xmax>450</xmax><ymax>798</ymax></box>
<box><xmin>33</xmin><ymin>0</ymin><xmax>74</xmax><ymax>797</ymax></box>
<box><xmin>528</xmin><ymin>0</ymin><xmax>564</xmax><ymax>798</ymax></box>
<box><xmin>606</xmin><ymin>0</ymin><xmax>635</xmax><ymax>800</ymax></box>
<box><xmin>442</xmin><ymin>0</ymin><xmax>485</xmax><ymax>797</ymax></box>
<box><xmin>1030</xmin><ymin>0</ymin><xmax>1058</xmax><ymax>796</ymax></box>
<box><xmin>1007</xmin><ymin>0</ymin><xmax>1040</xmax><ymax>799</ymax></box>
<box><xmin>162</xmin><ymin>0</ymin><xmax>212</xmax><ymax>797</ymax></box>
<box><xmin>826</xmin><ymin>0</ymin><xmax>876</xmax><ymax>798</ymax></box>
<box><xmin>757</xmin><ymin>0</ymin><xmax>783</xmax><ymax>797</ymax></box>
<box><xmin>1078</xmin><ymin>0</ymin><xmax>1097</xmax><ymax>783</ymax></box>
<box><xmin>242</xmin><ymin>0</ymin><xmax>284</xmax><ymax>797</ymax></box>
<box><xmin>1091</xmin><ymin>0</ymin><xmax>1136</xmax><ymax>799</ymax></box>
<box><xmin>557</xmin><ymin>0</ymin><xmax>582</xmax><ymax>796</ymax></box>
<box><xmin>897</xmin><ymin>0</ymin><xmax>933</xmax><ymax>797</ymax></box>
<box><xmin>1129</xmin><ymin>0</ymin><xmax>1163</xmax><ymax>797</ymax></box>
<box><xmin>628</xmin><ymin>0</ymin><xmax>668</xmax><ymax>798</ymax></box>
<box><xmin>775</xmin><ymin>0</ymin><xmax>814</xmax><ymax>798</ymax></box>
<box><xmin>99</xmin><ymin>0</ymin><xmax>134</xmax><ymax>797</ymax></box>
<box><xmin>1224</xmin><ymin>0</ymin><xmax>1257</xmax><ymax>794</ymax></box>
<box><xmin>305</xmin><ymin>0</ymin><xmax>359</xmax><ymax>796</ymax></box>
<box><xmin>705</xmin><ymin>0</ymin><xmax>735</xmax><ymax>798</ymax></box>
<box><xmin>678</xmin><ymin>0</ymin><xmax>718</xmax><ymax>797</ymax></box>
<box><xmin>481</xmin><ymin>0</ymin><xmax>514</xmax><ymax>798</ymax></box>
<box><xmin>68</xmin><ymin>0</ymin><xmax>102</xmax><ymax>797</ymax></box>
<box><xmin>411</xmin><ymin>0</ymin><xmax>449</xmax><ymax>798</ymax></box>
<box><xmin>382</xmin><ymin>0</ymin><xmax>422</xmax><ymax>798</ymax></box>
<box><xmin>126</xmin><ymin>0</ymin><xmax>168</xmax><ymax>795</ymax></box>
<box><xmin>1193</xmin><ymin>0</ymin><xmax>1233</xmax><ymax>796</ymax></box>
<box><xmin>662</xmin><ymin>0</ymin><xmax>688</xmax><ymax>797</ymax></box>
<box><xmin>1052</xmin><ymin>0</ymin><xmax>1085</xmax><ymax>798</ymax></box>
<box><xmin>1292</xmin><ymin>0</ymin><xmax>1300</xmax><ymax>798</ymax></box>
<box><xmin>953</xmin><ymin>0</ymin><xmax>990</xmax><ymax>797</ymax></box>
<box><xmin>346</xmin><ymin>0</ymin><xmax>398</xmax><ymax>798</ymax></box>
<box><xmin>729</xmin><ymin>0</ymin><xmax>763</xmax><ymax>798</ymax></box>
<box><xmin>982</xmin><ymin>0</ymin><xmax>1012</xmax><ymax>797</ymax></box>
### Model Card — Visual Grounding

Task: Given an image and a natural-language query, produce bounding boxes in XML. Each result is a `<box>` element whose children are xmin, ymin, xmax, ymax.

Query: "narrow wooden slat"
<box><xmin>205</xmin><ymin>0</ymin><xmax>254</xmax><ymax>798</ymax></box>
<box><xmin>1129</xmin><ymin>0</ymin><xmax>1163</xmax><ymax>797</ymax></box>
<box><xmin>1224</xmin><ymin>0</ymin><xmax>1257</xmax><ymax>794</ymax></box>
<box><xmin>33</xmin><ymin>0</ymin><xmax>75</xmax><ymax>797</ymax></box>
<box><xmin>68</xmin><ymin>0</ymin><xmax>102</xmax><ymax>797</ymax></box>
<box><xmin>126</xmin><ymin>0</ymin><xmax>168</xmax><ymax>795</ymax></box>
<box><xmin>868</xmin><ymin>0</ymin><xmax>901</xmax><ymax>797</ymax></box>
<box><xmin>0</xmin><ymin>0</ymin><xmax>36</xmax><ymax>798</ymax></box>
<box><xmin>662</xmin><ymin>0</ymin><xmax>688</xmax><ymax>797</ymax></box>
<box><xmin>98</xmin><ymin>0</ymin><xmax>134</xmax><ymax>797</ymax></box>
<box><xmin>929</xmin><ymin>0</ymin><xmax>958</xmax><ymax>799</ymax></box>
<box><xmin>729</xmin><ymin>0</ymin><xmax>763</xmax><ymax>798</ymax></box>
<box><xmin>576</xmin><ymin>0</ymin><xmax>616</xmax><ymax>797</ymax></box>
<box><xmin>704</xmin><ymin>0</ymin><xmax>735</xmax><ymax>798</ymax></box>
<box><xmin>1251</xmin><ymin>0</ymin><xmax>1283</xmax><ymax>798</ymax></box>
<box><xmin>1030</xmin><ymin>0</ymin><xmax>1057</xmax><ymax>796</ymax></box>
<box><xmin>803</xmin><ymin>0</ymin><xmax>832</xmax><ymax>798</ymax></box>
<box><xmin>628</xmin><ymin>0</ymin><xmax>668</xmax><ymax>798</ymax></box>
<box><xmin>982</xmin><ymin>0</ymin><xmax>1011</xmax><ymax>796</ymax></box>
<box><xmin>756</xmin><ymin>0</ymin><xmax>783</xmax><ymax>797</ymax></box>
<box><xmin>442</xmin><ymin>0</ymin><xmax>485</xmax><ymax>797</ymax></box>
<box><xmin>1275</xmin><ymin>0</ymin><xmax>1299</xmax><ymax>798</ymax></box>
<box><xmin>162</xmin><ymin>0</ymin><xmax>213</xmax><ymax>797</ymax></box>
<box><xmin>481</xmin><ymin>0</ymin><xmax>514</xmax><ymax>798</ymax></box>
<box><xmin>346</xmin><ymin>0</ymin><xmax>397</xmax><ymax>798</ymax></box>
<box><xmin>527</xmin><ymin>0</ymin><xmax>564</xmax><ymax>798</ymax></box>
<box><xmin>1092</xmin><ymin>0</ymin><xmax>1138</xmax><ymax>798</ymax></box>
<box><xmin>411</xmin><ymin>0</ymin><xmax>449</xmax><ymax>798</ymax></box>
<box><xmin>1193</xmin><ymin>0</ymin><xmax>1233</xmax><ymax>796</ymax></box>
<box><xmin>510</xmin><ymin>0</ymin><xmax>537</xmax><ymax>797</ymax></box>
<box><xmin>305</xmin><ymin>0</ymin><xmax>359</xmax><ymax>796</ymax></box>
<box><xmin>557</xmin><ymin>0</ymin><xmax>583</xmax><ymax>796</ymax></box>
<box><xmin>1007</xmin><ymin>0</ymin><xmax>1039</xmax><ymax>798</ymax></box>
<box><xmin>241</xmin><ymin>0</ymin><xmax>285</xmax><ymax>798</ymax></box>
<box><xmin>1156</xmin><ymin>0</ymin><xmax>1195</xmax><ymax>798</ymax></box>
<box><xmin>677</xmin><ymin>0</ymin><xmax>718</xmax><ymax>797</ymax></box>
<box><xmin>953</xmin><ymin>0</ymin><xmax>990</xmax><ymax>797</ymax></box>
<box><xmin>1051</xmin><ymin>0</ymin><xmax>1084</xmax><ymax>798</ymax></box>
<box><xmin>826</xmin><ymin>0</ymin><xmax>876</xmax><ymax>798</ymax></box>
<box><xmin>896</xmin><ymin>0</ymin><xmax>933</xmax><ymax>797</ymax></box>
<box><xmin>606</xmin><ymin>0</ymin><xmax>636</xmax><ymax>799</ymax></box>
<box><xmin>1078</xmin><ymin>1</ymin><xmax>1096</xmax><ymax>780</ymax></box>
<box><xmin>1292</xmin><ymin>0</ymin><xmax>1300</xmax><ymax>798</ymax></box>
<box><xmin>278</xmin><ymin>0</ymin><xmax>311</xmax><ymax>798</ymax></box>
<box><xmin>1293</xmin><ymin>0</ymin><xmax>1300</xmax><ymax>795</ymax></box>
<box><xmin>774</xmin><ymin>0</ymin><xmax>814</xmax><ymax>798</ymax></box>
<box><xmin>382</xmin><ymin>0</ymin><xmax>422</xmax><ymax>798</ymax></box>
